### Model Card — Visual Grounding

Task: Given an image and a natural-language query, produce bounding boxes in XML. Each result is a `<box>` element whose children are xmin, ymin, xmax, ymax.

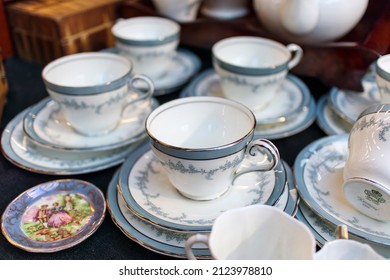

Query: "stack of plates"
<box><xmin>180</xmin><ymin>69</ymin><xmax>316</xmax><ymax>140</ymax></box>
<box><xmin>107</xmin><ymin>142</ymin><xmax>300</xmax><ymax>259</ymax></box>
<box><xmin>294</xmin><ymin>134</ymin><xmax>390</xmax><ymax>258</ymax></box>
<box><xmin>1</xmin><ymin>97</ymin><xmax>158</xmax><ymax>175</ymax></box>
<box><xmin>316</xmin><ymin>65</ymin><xmax>380</xmax><ymax>135</ymax></box>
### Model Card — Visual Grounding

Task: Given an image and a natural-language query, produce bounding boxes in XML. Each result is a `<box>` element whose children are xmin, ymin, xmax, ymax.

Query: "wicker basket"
<box><xmin>6</xmin><ymin>0</ymin><xmax>121</xmax><ymax>64</ymax></box>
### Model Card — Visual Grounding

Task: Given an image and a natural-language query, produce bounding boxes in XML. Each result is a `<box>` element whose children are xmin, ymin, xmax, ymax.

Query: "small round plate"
<box><xmin>1</xmin><ymin>179</ymin><xmax>106</xmax><ymax>253</ymax></box>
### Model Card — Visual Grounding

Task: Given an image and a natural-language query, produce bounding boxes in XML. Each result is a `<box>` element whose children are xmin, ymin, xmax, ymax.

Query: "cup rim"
<box><xmin>145</xmin><ymin>96</ymin><xmax>256</xmax><ymax>160</ymax></box>
<box><xmin>212</xmin><ymin>36</ymin><xmax>291</xmax><ymax>76</ymax></box>
<box><xmin>376</xmin><ymin>54</ymin><xmax>390</xmax><ymax>81</ymax></box>
<box><xmin>42</xmin><ymin>52</ymin><xmax>132</xmax><ymax>95</ymax></box>
<box><xmin>112</xmin><ymin>16</ymin><xmax>181</xmax><ymax>46</ymax></box>
<box><xmin>354</xmin><ymin>103</ymin><xmax>390</xmax><ymax>121</ymax></box>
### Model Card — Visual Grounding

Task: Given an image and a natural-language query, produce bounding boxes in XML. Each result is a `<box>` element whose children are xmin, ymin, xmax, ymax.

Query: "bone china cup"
<box><xmin>376</xmin><ymin>54</ymin><xmax>390</xmax><ymax>103</ymax></box>
<box><xmin>185</xmin><ymin>205</ymin><xmax>316</xmax><ymax>260</ymax></box>
<box><xmin>145</xmin><ymin>96</ymin><xmax>280</xmax><ymax>201</ymax></box>
<box><xmin>111</xmin><ymin>16</ymin><xmax>180</xmax><ymax>80</ymax></box>
<box><xmin>212</xmin><ymin>36</ymin><xmax>303</xmax><ymax>112</ymax></box>
<box><xmin>343</xmin><ymin>104</ymin><xmax>390</xmax><ymax>221</ymax></box>
<box><xmin>152</xmin><ymin>0</ymin><xmax>202</xmax><ymax>22</ymax></box>
<box><xmin>42</xmin><ymin>52</ymin><xmax>154</xmax><ymax>136</ymax></box>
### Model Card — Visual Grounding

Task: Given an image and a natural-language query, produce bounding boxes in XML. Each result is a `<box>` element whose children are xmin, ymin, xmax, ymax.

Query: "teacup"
<box><xmin>185</xmin><ymin>205</ymin><xmax>316</xmax><ymax>259</ymax></box>
<box><xmin>152</xmin><ymin>0</ymin><xmax>203</xmax><ymax>22</ymax></box>
<box><xmin>42</xmin><ymin>52</ymin><xmax>154</xmax><ymax>136</ymax></box>
<box><xmin>315</xmin><ymin>239</ymin><xmax>385</xmax><ymax>260</ymax></box>
<box><xmin>111</xmin><ymin>16</ymin><xmax>180</xmax><ymax>80</ymax></box>
<box><xmin>145</xmin><ymin>96</ymin><xmax>280</xmax><ymax>201</ymax></box>
<box><xmin>376</xmin><ymin>54</ymin><xmax>390</xmax><ymax>103</ymax></box>
<box><xmin>314</xmin><ymin>225</ymin><xmax>384</xmax><ymax>260</ymax></box>
<box><xmin>212</xmin><ymin>36</ymin><xmax>303</xmax><ymax>112</ymax></box>
<box><xmin>343</xmin><ymin>103</ymin><xmax>390</xmax><ymax>221</ymax></box>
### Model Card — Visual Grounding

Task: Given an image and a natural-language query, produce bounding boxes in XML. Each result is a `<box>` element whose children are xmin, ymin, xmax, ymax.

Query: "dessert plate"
<box><xmin>180</xmin><ymin>69</ymin><xmax>311</xmax><ymax>125</ymax></box>
<box><xmin>1</xmin><ymin>108</ymin><xmax>145</xmax><ymax>175</ymax></box>
<box><xmin>316</xmin><ymin>95</ymin><xmax>351</xmax><ymax>135</ymax></box>
<box><xmin>328</xmin><ymin>85</ymin><xmax>380</xmax><ymax>125</ymax></box>
<box><xmin>117</xmin><ymin>142</ymin><xmax>286</xmax><ymax>232</ymax></box>
<box><xmin>296</xmin><ymin>202</ymin><xmax>390</xmax><ymax>258</ymax></box>
<box><xmin>1</xmin><ymin>179</ymin><xmax>105</xmax><ymax>253</ymax></box>
<box><xmin>24</xmin><ymin>97</ymin><xmax>157</xmax><ymax>152</ymax></box>
<box><xmin>294</xmin><ymin>134</ymin><xmax>390</xmax><ymax>246</ymax></box>
<box><xmin>105</xmin><ymin>48</ymin><xmax>201</xmax><ymax>95</ymax></box>
<box><xmin>107</xmin><ymin>169</ymin><xmax>211</xmax><ymax>259</ymax></box>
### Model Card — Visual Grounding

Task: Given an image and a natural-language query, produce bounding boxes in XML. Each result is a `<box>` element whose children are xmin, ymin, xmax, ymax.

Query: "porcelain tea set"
<box><xmin>1</xmin><ymin>11</ymin><xmax>390</xmax><ymax>259</ymax></box>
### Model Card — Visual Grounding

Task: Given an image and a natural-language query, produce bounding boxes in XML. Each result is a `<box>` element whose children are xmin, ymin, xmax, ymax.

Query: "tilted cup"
<box><xmin>185</xmin><ymin>205</ymin><xmax>316</xmax><ymax>260</ymax></box>
<box><xmin>343</xmin><ymin>104</ymin><xmax>390</xmax><ymax>221</ymax></box>
<box><xmin>111</xmin><ymin>16</ymin><xmax>180</xmax><ymax>80</ymax></box>
<box><xmin>212</xmin><ymin>36</ymin><xmax>303</xmax><ymax>112</ymax></box>
<box><xmin>42</xmin><ymin>52</ymin><xmax>154</xmax><ymax>136</ymax></box>
<box><xmin>145</xmin><ymin>96</ymin><xmax>280</xmax><ymax>201</ymax></box>
<box><xmin>152</xmin><ymin>0</ymin><xmax>202</xmax><ymax>22</ymax></box>
<box><xmin>376</xmin><ymin>54</ymin><xmax>390</xmax><ymax>103</ymax></box>
<box><xmin>314</xmin><ymin>225</ymin><xmax>384</xmax><ymax>260</ymax></box>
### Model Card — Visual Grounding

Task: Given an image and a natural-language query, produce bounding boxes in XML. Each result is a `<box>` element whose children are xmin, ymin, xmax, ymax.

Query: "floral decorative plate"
<box><xmin>294</xmin><ymin>134</ymin><xmax>390</xmax><ymax>246</ymax></box>
<box><xmin>23</xmin><ymin>97</ymin><xmax>157</xmax><ymax>152</ymax></box>
<box><xmin>1</xmin><ymin>179</ymin><xmax>106</xmax><ymax>253</ymax></box>
<box><xmin>296</xmin><ymin>202</ymin><xmax>390</xmax><ymax>258</ymax></box>
<box><xmin>1</xmin><ymin>108</ymin><xmax>145</xmax><ymax>175</ymax></box>
<box><xmin>118</xmin><ymin>142</ymin><xmax>286</xmax><ymax>232</ymax></box>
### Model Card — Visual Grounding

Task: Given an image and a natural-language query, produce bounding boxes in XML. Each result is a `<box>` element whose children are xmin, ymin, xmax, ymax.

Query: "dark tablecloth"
<box><xmin>0</xmin><ymin>46</ymin><xmax>329</xmax><ymax>260</ymax></box>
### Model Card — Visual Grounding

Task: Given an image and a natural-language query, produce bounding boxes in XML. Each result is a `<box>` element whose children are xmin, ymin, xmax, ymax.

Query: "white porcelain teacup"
<box><xmin>145</xmin><ymin>96</ymin><xmax>280</xmax><ymax>201</ymax></box>
<box><xmin>152</xmin><ymin>0</ymin><xmax>202</xmax><ymax>22</ymax></box>
<box><xmin>42</xmin><ymin>52</ymin><xmax>154</xmax><ymax>136</ymax></box>
<box><xmin>315</xmin><ymin>239</ymin><xmax>385</xmax><ymax>260</ymax></box>
<box><xmin>376</xmin><ymin>54</ymin><xmax>390</xmax><ymax>103</ymax></box>
<box><xmin>185</xmin><ymin>205</ymin><xmax>316</xmax><ymax>260</ymax></box>
<box><xmin>343</xmin><ymin>104</ymin><xmax>390</xmax><ymax>221</ymax></box>
<box><xmin>212</xmin><ymin>36</ymin><xmax>303</xmax><ymax>112</ymax></box>
<box><xmin>111</xmin><ymin>16</ymin><xmax>180</xmax><ymax>81</ymax></box>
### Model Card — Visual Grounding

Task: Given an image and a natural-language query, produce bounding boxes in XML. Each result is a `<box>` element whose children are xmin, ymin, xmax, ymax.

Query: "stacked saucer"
<box><xmin>103</xmin><ymin>48</ymin><xmax>201</xmax><ymax>96</ymax></box>
<box><xmin>294</xmin><ymin>134</ymin><xmax>390</xmax><ymax>258</ymax></box>
<box><xmin>107</xmin><ymin>142</ymin><xmax>299</xmax><ymax>259</ymax></box>
<box><xmin>180</xmin><ymin>69</ymin><xmax>316</xmax><ymax>139</ymax></box>
<box><xmin>316</xmin><ymin>65</ymin><xmax>380</xmax><ymax>135</ymax></box>
<box><xmin>1</xmin><ymin>97</ymin><xmax>158</xmax><ymax>175</ymax></box>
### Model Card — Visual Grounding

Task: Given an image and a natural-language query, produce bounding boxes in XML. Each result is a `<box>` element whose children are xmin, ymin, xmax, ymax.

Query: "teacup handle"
<box><xmin>184</xmin><ymin>234</ymin><xmax>210</xmax><ymax>260</ymax></box>
<box><xmin>121</xmin><ymin>74</ymin><xmax>154</xmax><ymax>120</ymax></box>
<box><xmin>233</xmin><ymin>138</ymin><xmax>280</xmax><ymax>181</ymax></box>
<box><xmin>286</xmin><ymin>44</ymin><xmax>303</xmax><ymax>70</ymax></box>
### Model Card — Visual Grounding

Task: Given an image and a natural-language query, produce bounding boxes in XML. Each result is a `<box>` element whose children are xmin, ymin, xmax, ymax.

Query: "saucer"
<box><xmin>107</xmin><ymin>169</ymin><xmax>211</xmax><ymax>259</ymax></box>
<box><xmin>328</xmin><ymin>85</ymin><xmax>380</xmax><ymax>125</ymax></box>
<box><xmin>1</xmin><ymin>179</ymin><xmax>105</xmax><ymax>253</ymax></box>
<box><xmin>117</xmin><ymin>142</ymin><xmax>286</xmax><ymax>232</ymax></box>
<box><xmin>24</xmin><ymin>97</ymin><xmax>157</xmax><ymax>152</ymax></box>
<box><xmin>296</xmin><ymin>202</ymin><xmax>390</xmax><ymax>258</ymax></box>
<box><xmin>294</xmin><ymin>134</ymin><xmax>390</xmax><ymax>246</ymax></box>
<box><xmin>1</xmin><ymin>108</ymin><xmax>145</xmax><ymax>175</ymax></box>
<box><xmin>104</xmin><ymin>48</ymin><xmax>201</xmax><ymax>96</ymax></box>
<box><xmin>316</xmin><ymin>95</ymin><xmax>352</xmax><ymax>135</ymax></box>
<box><xmin>273</xmin><ymin>161</ymin><xmax>299</xmax><ymax>216</ymax></box>
<box><xmin>180</xmin><ymin>69</ymin><xmax>311</xmax><ymax>125</ymax></box>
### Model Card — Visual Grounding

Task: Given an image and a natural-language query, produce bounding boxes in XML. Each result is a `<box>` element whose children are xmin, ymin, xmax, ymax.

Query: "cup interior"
<box><xmin>147</xmin><ymin>97</ymin><xmax>254</xmax><ymax>149</ymax></box>
<box><xmin>112</xmin><ymin>17</ymin><xmax>180</xmax><ymax>43</ymax></box>
<box><xmin>43</xmin><ymin>53</ymin><xmax>131</xmax><ymax>89</ymax></box>
<box><xmin>213</xmin><ymin>37</ymin><xmax>290</xmax><ymax>69</ymax></box>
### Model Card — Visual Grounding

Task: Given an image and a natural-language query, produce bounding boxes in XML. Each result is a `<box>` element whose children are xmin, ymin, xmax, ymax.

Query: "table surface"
<box><xmin>0</xmin><ymin>46</ymin><xmax>330</xmax><ymax>260</ymax></box>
